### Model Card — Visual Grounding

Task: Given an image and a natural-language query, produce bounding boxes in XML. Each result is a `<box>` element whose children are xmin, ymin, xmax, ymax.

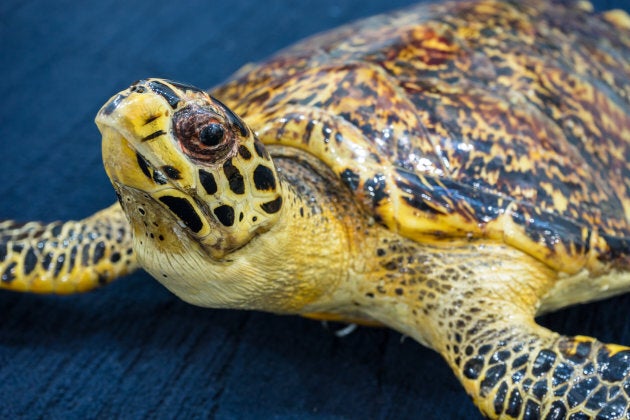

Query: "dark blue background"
<box><xmin>1</xmin><ymin>1</ymin><xmax>629</xmax><ymax>418</ymax></box>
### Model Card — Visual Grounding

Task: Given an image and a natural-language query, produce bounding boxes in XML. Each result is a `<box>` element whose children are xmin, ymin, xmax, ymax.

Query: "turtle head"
<box><xmin>96</xmin><ymin>78</ymin><xmax>352</xmax><ymax>314</ymax></box>
<box><xmin>96</xmin><ymin>79</ymin><xmax>282</xmax><ymax>261</ymax></box>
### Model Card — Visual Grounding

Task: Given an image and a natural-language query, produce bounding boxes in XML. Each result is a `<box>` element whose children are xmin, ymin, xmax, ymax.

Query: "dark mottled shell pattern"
<box><xmin>213</xmin><ymin>0</ymin><xmax>630</xmax><ymax>274</ymax></box>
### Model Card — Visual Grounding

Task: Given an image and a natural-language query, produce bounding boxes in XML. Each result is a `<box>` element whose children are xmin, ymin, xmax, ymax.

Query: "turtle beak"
<box><xmin>96</xmin><ymin>80</ymin><xmax>146</xmax><ymax>122</ymax></box>
<box><xmin>98</xmin><ymin>92</ymin><xmax>127</xmax><ymax>118</ymax></box>
<box><xmin>95</xmin><ymin>83</ymin><xmax>163</xmax><ymax>196</ymax></box>
<box><xmin>97</xmin><ymin>118</ymin><xmax>146</xmax><ymax>194</ymax></box>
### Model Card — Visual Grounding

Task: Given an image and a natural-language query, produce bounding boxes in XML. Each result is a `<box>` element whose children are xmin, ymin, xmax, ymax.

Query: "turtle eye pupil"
<box><xmin>199</xmin><ymin>123</ymin><xmax>225</xmax><ymax>146</ymax></box>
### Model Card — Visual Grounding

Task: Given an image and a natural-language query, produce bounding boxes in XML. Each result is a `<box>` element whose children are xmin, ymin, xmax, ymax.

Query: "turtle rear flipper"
<box><xmin>0</xmin><ymin>203</ymin><xmax>137</xmax><ymax>293</ymax></box>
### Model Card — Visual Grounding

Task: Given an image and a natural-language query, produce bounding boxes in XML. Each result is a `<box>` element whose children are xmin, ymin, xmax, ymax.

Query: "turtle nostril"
<box><xmin>130</xmin><ymin>85</ymin><xmax>146</xmax><ymax>94</ymax></box>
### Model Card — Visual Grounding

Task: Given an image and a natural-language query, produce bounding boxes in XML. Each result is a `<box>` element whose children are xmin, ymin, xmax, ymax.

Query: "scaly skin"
<box><xmin>353</xmin><ymin>236</ymin><xmax>630</xmax><ymax>418</ymax></box>
<box><xmin>0</xmin><ymin>204</ymin><xmax>136</xmax><ymax>293</ymax></box>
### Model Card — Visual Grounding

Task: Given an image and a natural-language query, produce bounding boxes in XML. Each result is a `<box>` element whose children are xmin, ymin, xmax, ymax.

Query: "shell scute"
<box><xmin>213</xmin><ymin>0</ymin><xmax>630</xmax><ymax>274</ymax></box>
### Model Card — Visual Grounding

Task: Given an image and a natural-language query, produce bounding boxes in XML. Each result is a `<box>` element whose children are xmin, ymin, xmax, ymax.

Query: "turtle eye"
<box><xmin>199</xmin><ymin>123</ymin><xmax>225</xmax><ymax>147</ymax></box>
<box><xmin>173</xmin><ymin>105</ymin><xmax>234</xmax><ymax>164</ymax></box>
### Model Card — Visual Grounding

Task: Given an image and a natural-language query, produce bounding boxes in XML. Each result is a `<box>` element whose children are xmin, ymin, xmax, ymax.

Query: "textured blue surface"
<box><xmin>1</xmin><ymin>1</ymin><xmax>630</xmax><ymax>418</ymax></box>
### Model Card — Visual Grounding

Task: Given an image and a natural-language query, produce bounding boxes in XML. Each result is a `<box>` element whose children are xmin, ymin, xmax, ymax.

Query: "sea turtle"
<box><xmin>2</xmin><ymin>0</ymin><xmax>630</xmax><ymax>417</ymax></box>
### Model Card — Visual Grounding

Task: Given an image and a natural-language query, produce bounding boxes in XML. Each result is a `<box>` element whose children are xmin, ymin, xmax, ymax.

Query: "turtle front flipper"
<box><xmin>422</xmin><ymin>250</ymin><xmax>630</xmax><ymax>418</ymax></box>
<box><xmin>0</xmin><ymin>203</ymin><xmax>137</xmax><ymax>293</ymax></box>
<box><xmin>363</xmin><ymin>239</ymin><xmax>630</xmax><ymax>418</ymax></box>
<box><xmin>447</xmin><ymin>317</ymin><xmax>630</xmax><ymax>418</ymax></box>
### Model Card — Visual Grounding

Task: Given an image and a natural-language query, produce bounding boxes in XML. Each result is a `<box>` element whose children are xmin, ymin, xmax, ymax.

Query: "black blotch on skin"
<box><xmin>1</xmin><ymin>261</ymin><xmax>17</xmax><ymax>283</ymax></box>
<box><xmin>522</xmin><ymin>399</ymin><xmax>540</xmax><ymax>420</ymax></box>
<box><xmin>551</xmin><ymin>363</ymin><xmax>573</xmax><ymax>386</ymax></box>
<box><xmin>162</xmin><ymin>166</ymin><xmax>182</xmax><ymax>180</ymax></box>
<box><xmin>223</xmin><ymin>160</ymin><xmax>245</xmax><ymax>194</ymax></box>
<box><xmin>480</xmin><ymin>364</ymin><xmax>507</xmax><ymax>397</ymax></box>
<box><xmin>143</xmin><ymin>115</ymin><xmax>159</xmax><ymax>125</ymax></box>
<box><xmin>567</xmin><ymin>377</ymin><xmax>599</xmax><ymax>408</ymax></box>
<box><xmin>491</xmin><ymin>350</ymin><xmax>511</xmax><ymax>363</ymax></box>
<box><xmin>130</xmin><ymin>84</ymin><xmax>146</xmax><ymax>93</ymax></box>
<box><xmin>546</xmin><ymin>401</ymin><xmax>567</xmax><ymax>419</ymax></box>
<box><xmin>111</xmin><ymin>252</ymin><xmax>121</xmax><ymax>263</ymax></box>
<box><xmin>261</xmin><ymin>196</ymin><xmax>283</xmax><ymax>214</ymax></box>
<box><xmin>598</xmin><ymin>348</ymin><xmax>630</xmax><ymax>382</ymax></box>
<box><xmin>505</xmin><ymin>389</ymin><xmax>523</xmax><ymax>417</ymax></box>
<box><xmin>51</xmin><ymin>224</ymin><xmax>63</xmax><ymax>237</ymax></box>
<box><xmin>93</xmin><ymin>241</ymin><xmax>106</xmax><ymax>264</ymax></box>
<box><xmin>199</xmin><ymin>169</ymin><xmax>218</xmax><ymax>195</ymax></box>
<box><xmin>512</xmin><ymin>354</ymin><xmax>528</xmax><ymax>369</ymax></box>
<box><xmin>214</xmin><ymin>205</ymin><xmax>235</xmax><ymax>227</ymax></box>
<box><xmin>584</xmin><ymin>387</ymin><xmax>607</xmax><ymax>411</ymax></box>
<box><xmin>68</xmin><ymin>246</ymin><xmax>77</xmax><ymax>272</ymax></box>
<box><xmin>494</xmin><ymin>381</ymin><xmax>508</xmax><ymax>415</ymax></box>
<box><xmin>42</xmin><ymin>253</ymin><xmax>53</xmax><ymax>270</ymax></box>
<box><xmin>253</xmin><ymin>165</ymin><xmax>276</xmax><ymax>191</ymax></box>
<box><xmin>363</xmin><ymin>173</ymin><xmax>388</xmax><ymax>204</ymax></box>
<box><xmin>253</xmin><ymin>139</ymin><xmax>269</xmax><ymax>159</ymax></box>
<box><xmin>53</xmin><ymin>254</ymin><xmax>66</xmax><ymax>277</ymax></box>
<box><xmin>478</xmin><ymin>345</ymin><xmax>493</xmax><ymax>355</ymax></box>
<box><xmin>598</xmin><ymin>396</ymin><xmax>627</xmax><ymax>419</ymax></box>
<box><xmin>341</xmin><ymin>168</ymin><xmax>360</xmax><ymax>191</ymax></box>
<box><xmin>148</xmin><ymin>80</ymin><xmax>181</xmax><ymax>108</ymax></box>
<box><xmin>0</xmin><ymin>244</ymin><xmax>6</xmax><ymax>262</ymax></box>
<box><xmin>303</xmin><ymin>120</ymin><xmax>315</xmax><ymax>144</ymax></box>
<box><xmin>532</xmin><ymin>350</ymin><xmax>556</xmax><ymax>376</ymax></box>
<box><xmin>238</xmin><ymin>145</ymin><xmax>252</xmax><ymax>160</ymax></box>
<box><xmin>23</xmin><ymin>248</ymin><xmax>37</xmax><ymax>275</ymax></box>
<box><xmin>532</xmin><ymin>379</ymin><xmax>548</xmax><ymax>401</ymax></box>
<box><xmin>463</xmin><ymin>356</ymin><xmax>484</xmax><ymax>379</ymax></box>
<box><xmin>136</xmin><ymin>152</ymin><xmax>152</xmax><ymax>180</ymax></box>
<box><xmin>81</xmin><ymin>245</ymin><xmax>90</xmax><ymax>267</ymax></box>
<box><xmin>153</xmin><ymin>170</ymin><xmax>168</xmax><ymax>185</ymax></box>
<box><xmin>142</xmin><ymin>130</ymin><xmax>166</xmax><ymax>142</ymax></box>
<box><xmin>159</xmin><ymin>196</ymin><xmax>204</xmax><ymax>233</ymax></box>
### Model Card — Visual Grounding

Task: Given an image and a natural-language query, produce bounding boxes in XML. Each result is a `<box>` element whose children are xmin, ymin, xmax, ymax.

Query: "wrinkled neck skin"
<box><xmin>127</xmin><ymin>147</ymin><xmax>556</xmax><ymax>352</ymax></box>
<box><xmin>127</xmin><ymin>150</ymin><xmax>354</xmax><ymax>314</ymax></box>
